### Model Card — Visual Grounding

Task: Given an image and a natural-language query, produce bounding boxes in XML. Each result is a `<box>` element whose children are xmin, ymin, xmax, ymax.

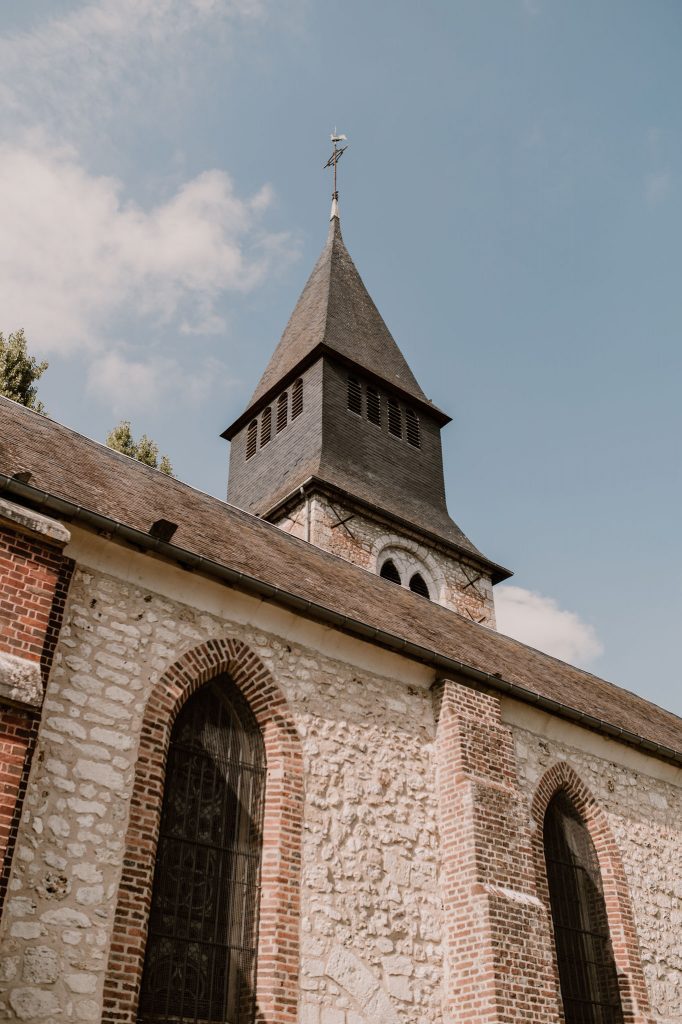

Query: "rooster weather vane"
<box><xmin>324</xmin><ymin>131</ymin><xmax>348</xmax><ymax>202</ymax></box>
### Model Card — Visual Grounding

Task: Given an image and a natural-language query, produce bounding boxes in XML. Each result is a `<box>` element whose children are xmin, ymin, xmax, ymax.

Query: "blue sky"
<box><xmin>1</xmin><ymin>1</ymin><xmax>680</xmax><ymax>714</ymax></box>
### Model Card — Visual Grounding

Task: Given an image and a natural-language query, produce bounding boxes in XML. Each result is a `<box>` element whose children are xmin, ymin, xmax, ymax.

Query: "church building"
<box><xmin>0</xmin><ymin>187</ymin><xmax>680</xmax><ymax>1024</ymax></box>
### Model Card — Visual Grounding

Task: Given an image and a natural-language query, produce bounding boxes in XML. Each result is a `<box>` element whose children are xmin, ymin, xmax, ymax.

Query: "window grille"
<box><xmin>245</xmin><ymin>420</ymin><xmax>257</xmax><ymax>460</ymax></box>
<box><xmin>291</xmin><ymin>378</ymin><xmax>303</xmax><ymax>419</ymax></box>
<box><xmin>277</xmin><ymin>391</ymin><xmax>288</xmax><ymax>433</ymax></box>
<box><xmin>387</xmin><ymin>397</ymin><xmax>402</xmax><ymax>437</ymax></box>
<box><xmin>347</xmin><ymin>376</ymin><xmax>362</xmax><ymax>415</ymax></box>
<box><xmin>380</xmin><ymin>560</ymin><xmax>401</xmax><ymax>585</ymax></box>
<box><xmin>138</xmin><ymin>677</ymin><xmax>266</xmax><ymax>1024</ymax></box>
<box><xmin>367</xmin><ymin>386</ymin><xmax>381</xmax><ymax>425</ymax></box>
<box><xmin>409</xmin><ymin>573</ymin><xmax>430</xmax><ymax>599</ymax></box>
<box><xmin>544</xmin><ymin>791</ymin><xmax>624</xmax><ymax>1024</ymax></box>
<box><xmin>260</xmin><ymin>407</ymin><xmax>271</xmax><ymax>447</ymax></box>
<box><xmin>406</xmin><ymin>408</ymin><xmax>420</xmax><ymax>448</ymax></box>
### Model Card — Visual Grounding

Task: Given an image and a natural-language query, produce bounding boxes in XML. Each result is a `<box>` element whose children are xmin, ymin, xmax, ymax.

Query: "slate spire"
<box><xmin>246</xmin><ymin>207</ymin><xmax>435</xmax><ymax>414</ymax></box>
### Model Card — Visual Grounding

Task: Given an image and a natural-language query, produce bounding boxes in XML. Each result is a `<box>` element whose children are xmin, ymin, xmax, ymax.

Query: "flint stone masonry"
<box><xmin>511</xmin><ymin>720</ymin><xmax>682</xmax><ymax>1024</ymax></box>
<box><xmin>0</xmin><ymin>558</ymin><xmax>444</xmax><ymax>1023</ymax></box>
<box><xmin>274</xmin><ymin>492</ymin><xmax>496</xmax><ymax>626</ymax></box>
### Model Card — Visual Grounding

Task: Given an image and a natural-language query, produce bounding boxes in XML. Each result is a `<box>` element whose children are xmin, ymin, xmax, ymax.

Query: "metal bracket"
<box><xmin>329</xmin><ymin>504</ymin><xmax>356</xmax><ymax>539</ymax></box>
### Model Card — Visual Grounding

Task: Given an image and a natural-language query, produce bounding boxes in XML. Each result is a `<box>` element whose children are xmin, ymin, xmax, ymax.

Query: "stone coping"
<box><xmin>0</xmin><ymin>496</ymin><xmax>70</xmax><ymax>547</ymax></box>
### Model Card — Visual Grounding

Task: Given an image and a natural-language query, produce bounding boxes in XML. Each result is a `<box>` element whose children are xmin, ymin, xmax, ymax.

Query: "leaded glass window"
<box><xmin>138</xmin><ymin>677</ymin><xmax>266</xmax><ymax>1024</ymax></box>
<box><xmin>544</xmin><ymin>791</ymin><xmax>624</xmax><ymax>1024</ymax></box>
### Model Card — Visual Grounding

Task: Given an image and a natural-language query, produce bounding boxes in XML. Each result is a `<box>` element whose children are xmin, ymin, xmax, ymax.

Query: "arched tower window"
<box><xmin>291</xmin><ymin>378</ymin><xmax>303</xmax><ymax>419</ymax></box>
<box><xmin>347</xmin><ymin>375</ymin><xmax>362</xmax><ymax>415</ymax></box>
<box><xmin>387</xmin><ymin>397</ymin><xmax>402</xmax><ymax>437</ymax></box>
<box><xmin>409</xmin><ymin>572</ymin><xmax>430</xmax><ymax>599</ymax></box>
<box><xmin>380</xmin><ymin>559</ymin><xmax>401</xmax><ymax>585</ymax></box>
<box><xmin>260</xmin><ymin>406</ymin><xmax>271</xmax><ymax>447</ymax></box>
<box><xmin>277</xmin><ymin>391</ymin><xmax>288</xmax><ymax>432</ymax></box>
<box><xmin>367</xmin><ymin>385</ymin><xmax>381</xmax><ymax>425</ymax></box>
<box><xmin>245</xmin><ymin>420</ymin><xmax>257</xmax><ymax>460</ymax></box>
<box><xmin>406</xmin><ymin>408</ymin><xmax>420</xmax><ymax>448</ymax></box>
<box><xmin>138</xmin><ymin>678</ymin><xmax>266</xmax><ymax>1024</ymax></box>
<box><xmin>544</xmin><ymin>791</ymin><xmax>624</xmax><ymax>1024</ymax></box>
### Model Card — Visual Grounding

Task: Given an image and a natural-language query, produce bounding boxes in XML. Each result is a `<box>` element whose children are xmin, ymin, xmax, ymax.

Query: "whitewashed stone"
<box><xmin>9</xmin><ymin>987</ymin><xmax>61</xmax><ymax>1019</ymax></box>
<box><xmin>23</xmin><ymin>946</ymin><xmax>59</xmax><ymax>984</ymax></box>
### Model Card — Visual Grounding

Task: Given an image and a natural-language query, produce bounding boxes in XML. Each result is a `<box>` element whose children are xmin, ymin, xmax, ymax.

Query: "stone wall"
<box><xmin>274</xmin><ymin>493</ymin><xmax>496</xmax><ymax>627</ymax></box>
<box><xmin>0</xmin><ymin>537</ymin><xmax>444</xmax><ymax>1023</ymax></box>
<box><xmin>509</xmin><ymin>710</ymin><xmax>682</xmax><ymax>1024</ymax></box>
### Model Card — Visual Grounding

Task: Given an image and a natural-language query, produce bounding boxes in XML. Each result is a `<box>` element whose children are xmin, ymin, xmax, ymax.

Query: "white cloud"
<box><xmin>0</xmin><ymin>0</ymin><xmax>267</xmax><ymax>139</ymax></box>
<box><xmin>0</xmin><ymin>143</ymin><xmax>291</xmax><ymax>356</ymax></box>
<box><xmin>86</xmin><ymin>351</ymin><xmax>229</xmax><ymax>412</ymax></box>
<box><xmin>495</xmin><ymin>585</ymin><xmax>603</xmax><ymax>667</ymax></box>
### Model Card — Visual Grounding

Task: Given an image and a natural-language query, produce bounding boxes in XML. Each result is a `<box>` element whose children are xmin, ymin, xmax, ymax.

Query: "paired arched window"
<box><xmin>409</xmin><ymin>572</ymin><xmax>429</xmax><ymax>598</ymax></box>
<box><xmin>367</xmin><ymin>385</ymin><xmax>381</xmax><ymax>425</ymax></box>
<box><xmin>387</xmin><ymin>397</ymin><xmax>402</xmax><ymax>438</ymax></box>
<box><xmin>544</xmin><ymin>791</ymin><xmax>624</xmax><ymax>1024</ymax></box>
<box><xmin>138</xmin><ymin>678</ymin><xmax>266</xmax><ymax>1024</ymax></box>
<box><xmin>380</xmin><ymin>559</ymin><xmax>401</xmax><ymax>585</ymax></box>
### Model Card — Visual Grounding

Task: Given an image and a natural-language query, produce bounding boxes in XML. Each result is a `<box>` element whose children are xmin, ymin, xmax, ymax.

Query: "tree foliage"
<box><xmin>105</xmin><ymin>421</ymin><xmax>174</xmax><ymax>476</ymax></box>
<box><xmin>0</xmin><ymin>329</ymin><xmax>48</xmax><ymax>413</ymax></box>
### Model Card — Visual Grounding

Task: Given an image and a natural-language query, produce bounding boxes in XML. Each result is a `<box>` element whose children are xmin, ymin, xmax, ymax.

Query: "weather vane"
<box><xmin>324</xmin><ymin>130</ymin><xmax>348</xmax><ymax>203</ymax></box>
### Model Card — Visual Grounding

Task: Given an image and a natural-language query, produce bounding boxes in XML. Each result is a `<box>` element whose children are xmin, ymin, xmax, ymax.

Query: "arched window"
<box><xmin>260</xmin><ymin>406</ymin><xmax>271</xmax><ymax>447</ymax></box>
<box><xmin>291</xmin><ymin>378</ymin><xmax>303</xmax><ymax>419</ymax></box>
<box><xmin>544</xmin><ymin>791</ymin><xmax>624</xmax><ymax>1024</ymax></box>
<box><xmin>387</xmin><ymin>397</ymin><xmax>402</xmax><ymax>437</ymax></box>
<box><xmin>277</xmin><ymin>391</ymin><xmax>288</xmax><ymax>433</ymax></box>
<box><xmin>406</xmin><ymin>408</ymin><xmax>420</xmax><ymax>448</ymax></box>
<box><xmin>347</xmin><ymin>375</ymin><xmax>362</xmax><ymax>415</ymax></box>
<box><xmin>138</xmin><ymin>678</ymin><xmax>266</xmax><ymax>1024</ymax></box>
<box><xmin>245</xmin><ymin>419</ymin><xmax>257</xmax><ymax>459</ymax></box>
<box><xmin>380</xmin><ymin>559</ymin><xmax>401</xmax><ymax>585</ymax></box>
<box><xmin>409</xmin><ymin>572</ymin><xmax>430</xmax><ymax>599</ymax></box>
<box><xmin>367</xmin><ymin>385</ymin><xmax>381</xmax><ymax>425</ymax></box>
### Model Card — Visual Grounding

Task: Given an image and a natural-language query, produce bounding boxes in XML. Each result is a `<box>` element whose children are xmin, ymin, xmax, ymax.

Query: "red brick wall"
<box><xmin>531</xmin><ymin>762</ymin><xmax>653</xmax><ymax>1024</ymax></box>
<box><xmin>0</xmin><ymin>520</ymin><xmax>74</xmax><ymax>916</ymax></box>
<box><xmin>433</xmin><ymin>678</ymin><xmax>561</xmax><ymax>1024</ymax></box>
<box><xmin>103</xmin><ymin>637</ymin><xmax>304</xmax><ymax>1024</ymax></box>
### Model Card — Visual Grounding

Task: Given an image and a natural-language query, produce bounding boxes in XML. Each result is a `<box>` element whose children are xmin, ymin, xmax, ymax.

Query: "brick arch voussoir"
<box><xmin>102</xmin><ymin>635</ymin><xmax>303</xmax><ymax>1024</ymax></box>
<box><xmin>531</xmin><ymin>760</ymin><xmax>652</xmax><ymax>1024</ymax></box>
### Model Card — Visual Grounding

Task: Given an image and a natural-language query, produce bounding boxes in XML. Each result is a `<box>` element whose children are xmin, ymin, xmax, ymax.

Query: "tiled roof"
<box><xmin>247</xmin><ymin>216</ymin><xmax>432</xmax><ymax>409</ymax></box>
<box><xmin>2</xmin><ymin>396</ymin><xmax>681</xmax><ymax>760</ymax></box>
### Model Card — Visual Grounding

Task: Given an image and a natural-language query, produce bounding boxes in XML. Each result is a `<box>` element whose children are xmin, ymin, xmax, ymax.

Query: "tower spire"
<box><xmin>324</xmin><ymin>131</ymin><xmax>348</xmax><ymax>220</ymax></box>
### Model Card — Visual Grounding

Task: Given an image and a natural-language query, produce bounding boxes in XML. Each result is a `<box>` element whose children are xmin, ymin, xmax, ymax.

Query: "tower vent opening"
<box><xmin>277</xmin><ymin>391</ymin><xmax>288</xmax><ymax>433</ymax></box>
<box><xmin>260</xmin><ymin>406</ymin><xmax>271</xmax><ymax>447</ymax></box>
<box><xmin>406</xmin><ymin>408</ymin><xmax>420</xmax><ymax>448</ymax></box>
<box><xmin>292</xmin><ymin>378</ymin><xmax>303</xmax><ymax>419</ymax></box>
<box><xmin>246</xmin><ymin>419</ymin><xmax>257</xmax><ymax>459</ymax></box>
<box><xmin>387</xmin><ymin>397</ymin><xmax>402</xmax><ymax>438</ymax></box>
<box><xmin>367</xmin><ymin>386</ymin><xmax>381</xmax><ymax>425</ymax></box>
<box><xmin>347</xmin><ymin>376</ymin><xmax>362</xmax><ymax>415</ymax></box>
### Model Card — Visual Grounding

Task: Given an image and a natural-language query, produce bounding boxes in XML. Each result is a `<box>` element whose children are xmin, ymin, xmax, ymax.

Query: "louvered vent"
<box><xmin>367</xmin><ymin>386</ymin><xmax>381</xmax><ymax>425</ymax></box>
<box><xmin>277</xmin><ymin>392</ymin><xmax>288</xmax><ymax>432</ymax></box>
<box><xmin>246</xmin><ymin>420</ymin><xmax>257</xmax><ymax>459</ymax></box>
<box><xmin>409</xmin><ymin>573</ymin><xmax>429</xmax><ymax>599</ymax></box>
<box><xmin>260</xmin><ymin>407</ymin><xmax>271</xmax><ymax>447</ymax></box>
<box><xmin>291</xmin><ymin>378</ymin><xmax>303</xmax><ymax>419</ymax></box>
<box><xmin>387</xmin><ymin>398</ymin><xmax>402</xmax><ymax>437</ymax></box>
<box><xmin>406</xmin><ymin>408</ymin><xmax>420</xmax><ymax>448</ymax></box>
<box><xmin>347</xmin><ymin>376</ymin><xmax>362</xmax><ymax>415</ymax></box>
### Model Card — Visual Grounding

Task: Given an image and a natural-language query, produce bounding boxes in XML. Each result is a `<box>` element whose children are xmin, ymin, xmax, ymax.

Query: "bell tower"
<box><xmin>223</xmin><ymin>146</ymin><xmax>510</xmax><ymax>625</ymax></box>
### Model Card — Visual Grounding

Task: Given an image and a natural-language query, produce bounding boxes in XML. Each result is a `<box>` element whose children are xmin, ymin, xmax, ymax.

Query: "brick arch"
<box><xmin>103</xmin><ymin>636</ymin><xmax>304</xmax><ymax>1024</ymax></box>
<box><xmin>531</xmin><ymin>761</ymin><xmax>652</xmax><ymax>1024</ymax></box>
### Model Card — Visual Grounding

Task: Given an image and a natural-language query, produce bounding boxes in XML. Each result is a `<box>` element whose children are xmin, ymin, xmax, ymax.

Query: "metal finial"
<box><xmin>323</xmin><ymin>131</ymin><xmax>348</xmax><ymax>219</ymax></box>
